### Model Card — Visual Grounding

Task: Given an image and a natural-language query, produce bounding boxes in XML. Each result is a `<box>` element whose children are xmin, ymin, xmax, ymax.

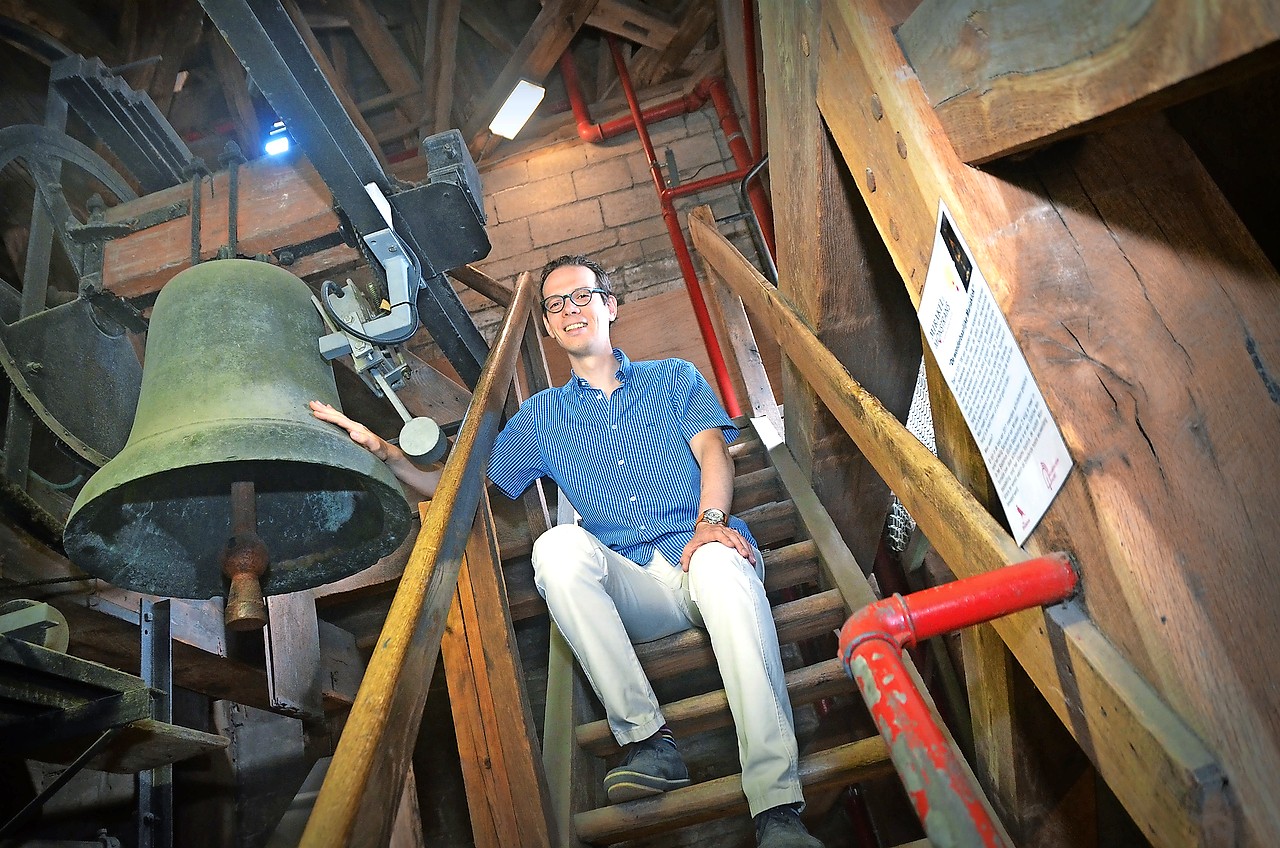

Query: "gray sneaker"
<box><xmin>604</xmin><ymin>736</ymin><xmax>691</xmax><ymax>803</ymax></box>
<box><xmin>754</xmin><ymin>804</ymin><xmax>824</xmax><ymax>848</ymax></box>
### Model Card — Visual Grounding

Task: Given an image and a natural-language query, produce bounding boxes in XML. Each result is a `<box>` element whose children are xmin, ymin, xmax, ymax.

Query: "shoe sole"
<box><xmin>604</xmin><ymin>772</ymin><xmax>692</xmax><ymax>804</ymax></box>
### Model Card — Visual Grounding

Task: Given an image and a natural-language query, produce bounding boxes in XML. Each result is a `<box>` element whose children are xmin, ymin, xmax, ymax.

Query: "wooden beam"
<box><xmin>688</xmin><ymin>205</ymin><xmax>1231</xmax><ymax>848</ymax></box>
<box><xmin>332</xmin><ymin>0</ymin><xmax>423</xmax><ymax>135</ymax></box>
<box><xmin>818</xmin><ymin>2</ymin><xmax>1280</xmax><ymax>844</ymax></box>
<box><xmin>209</xmin><ymin>30</ymin><xmax>260</xmax><ymax>155</ymax></box>
<box><xmin>460</xmin><ymin>1</ymin><xmax>519</xmax><ymax>55</ymax></box>
<box><xmin>758</xmin><ymin>1</ymin><xmax>922</xmax><ymax>574</ymax></box>
<box><xmin>421</xmin><ymin>0</ymin><xmax>462</xmax><ymax>136</ymax></box>
<box><xmin>0</xmin><ymin>0</ymin><xmax>121</xmax><ymax>65</ymax></box>
<box><xmin>630</xmin><ymin>0</ymin><xmax>715</xmax><ymax>87</ymax></box>
<box><xmin>897</xmin><ymin>0</ymin><xmax>1280</xmax><ymax>163</ymax></box>
<box><xmin>440</xmin><ymin>496</ymin><xmax>555</xmax><ymax>847</ymax></box>
<box><xmin>580</xmin><ymin>0</ymin><xmax>678</xmax><ymax>50</ymax></box>
<box><xmin>463</xmin><ymin>0</ymin><xmax>603</xmax><ymax>152</ymax></box>
<box><xmin>299</xmin><ymin>271</ymin><xmax>538</xmax><ymax>847</ymax></box>
<box><xmin>283</xmin><ymin>0</ymin><xmax>391</xmax><ymax>170</ymax></box>
<box><xmin>103</xmin><ymin>155</ymin><xmax>346</xmax><ymax>297</ymax></box>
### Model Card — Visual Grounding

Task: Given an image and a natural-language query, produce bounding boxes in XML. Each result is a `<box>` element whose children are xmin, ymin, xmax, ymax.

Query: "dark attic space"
<box><xmin>0</xmin><ymin>1</ymin><xmax>1277</xmax><ymax>847</ymax></box>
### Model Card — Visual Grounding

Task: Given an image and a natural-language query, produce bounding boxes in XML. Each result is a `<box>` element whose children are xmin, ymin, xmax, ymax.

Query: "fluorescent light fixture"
<box><xmin>264</xmin><ymin>120</ymin><xmax>290</xmax><ymax>156</ymax></box>
<box><xmin>488</xmin><ymin>80</ymin><xmax>545</xmax><ymax>139</ymax></box>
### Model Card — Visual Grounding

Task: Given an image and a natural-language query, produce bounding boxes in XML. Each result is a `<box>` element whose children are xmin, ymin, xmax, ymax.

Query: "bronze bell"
<box><xmin>63</xmin><ymin>259</ymin><xmax>412</xmax><ymax>629</ymax></box>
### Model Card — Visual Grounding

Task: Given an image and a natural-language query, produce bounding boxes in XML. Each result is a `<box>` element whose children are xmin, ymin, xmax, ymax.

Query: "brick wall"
<box><xmin>441</xmin><ymin>105</ymin><xmax>761</xmax><ymax>347</ymax></box>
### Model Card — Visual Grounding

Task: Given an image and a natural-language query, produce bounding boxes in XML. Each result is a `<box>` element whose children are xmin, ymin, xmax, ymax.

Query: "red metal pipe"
<box><xmin>837</xmin><ymin>553</ymin><xmax>1077</xmax><ymax>848</ymax></box>
<box><xmin>705</xmin><ymin>77</ymin><xmax>775</xmax><ymax>257</ymax></box>
<box><xmin>607</xmin><ymin>36</ymin><xmax>742</xmax><ymax>417</ymax></box>
<box><xmin>558</xmin><ymin>51</ymin><xmax>710</xmax><ymax>143</ymax></box>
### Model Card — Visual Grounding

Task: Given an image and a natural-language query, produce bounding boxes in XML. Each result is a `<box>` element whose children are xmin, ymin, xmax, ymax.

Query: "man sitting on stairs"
<box><xmin>311</xmin><ymin>254</ymin><xmax>824</xmax><ymax>848</ymax></box>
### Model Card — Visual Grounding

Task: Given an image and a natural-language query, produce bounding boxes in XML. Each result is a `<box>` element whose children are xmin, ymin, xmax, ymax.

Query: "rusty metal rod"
<box><xmin>838</xmin><ymin>553</ymin><xmax>1078</xmax><ymax>847</ymax></box>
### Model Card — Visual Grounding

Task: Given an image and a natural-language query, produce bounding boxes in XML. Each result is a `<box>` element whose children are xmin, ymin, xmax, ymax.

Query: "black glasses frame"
<box><xmin>541</xmin><ymin>287</ymin><xmax>610</xmax><ymax>314</ymax></box>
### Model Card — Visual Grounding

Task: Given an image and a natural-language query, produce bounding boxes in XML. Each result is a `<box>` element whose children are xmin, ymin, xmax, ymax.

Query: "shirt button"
<box><xmin>618</xmin><ymin>459</ymin><xmax>624</xmax><ymax>465</ymax></box>
<box><xmin>612</xmin><ymin>424</ymin><xmax>618</xmax><ymax>430</ymax></box>
<box><xmin>639</xmin><ymin>525</ymin><xmax>646</xmax><ymax>530</ymax></box>
<box><xmin>629</xmin><ymin>496</ymin><xmax>636</xmax><ymax>502</ymax></box>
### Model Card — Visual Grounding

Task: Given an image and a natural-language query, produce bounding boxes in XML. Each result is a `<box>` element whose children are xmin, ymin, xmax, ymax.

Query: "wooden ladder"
<box><xmin>542</xmin><ymin>418</ymin><xmax>911</xmax><ymax>846</ymax></box>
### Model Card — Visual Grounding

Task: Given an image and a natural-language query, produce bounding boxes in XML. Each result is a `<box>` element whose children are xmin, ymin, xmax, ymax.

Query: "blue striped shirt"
<box><xmin>488</xmin><ymin>349</ymin><xmax>756</xmax><ymax>568</ymax></box>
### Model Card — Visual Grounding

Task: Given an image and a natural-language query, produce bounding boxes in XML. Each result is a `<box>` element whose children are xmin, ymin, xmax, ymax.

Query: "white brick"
<box><xmin>529</xmin><ymin>200</ymin><xmax>604</xmax><ymax>247</ymax></box>
<box><xmin>480</xmin><ymin>159</ymin><xmax>529</xmax><ymax>195</ymax></box>
<box><xmin>571</xmin><ymin>157</ymin><xmax>636</xmax><ymax>199</ymax></box>
<box><xmin>492</xmin><ymin>174</ymin><xmax>574</xmax><ymax>222</ymax></box>
<box><xmin>545</xmin><ymin>229</ymin><xmax>619</xmax><ymax>260</ymax></box>
<box><xmin>483</xmin><ymin>218</ymin><xmax>533</xmax><ymax>263</ymax></box>
<box><xmin>526</xmin><ymin>144</ymin><xmax>588</xmax><ymax>180</ymax></box>
<box><xmin>600</xmin><ymin>184</ymin><xmax>660</xmax><ymax>228</ymax></box>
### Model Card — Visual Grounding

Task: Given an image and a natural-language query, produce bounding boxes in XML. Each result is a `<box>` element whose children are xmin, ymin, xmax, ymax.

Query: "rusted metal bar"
<box><xmin>837</xmin><ymin>553</ymin><xmax>1078</xmax><ymax>848</ymax></box>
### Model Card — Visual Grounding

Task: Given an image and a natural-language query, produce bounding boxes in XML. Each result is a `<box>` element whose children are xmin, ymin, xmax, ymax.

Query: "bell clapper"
<box><xmin>222</xmin><ymin>480</ymin><xmax>269</xmax><ymax>631</ymax></box>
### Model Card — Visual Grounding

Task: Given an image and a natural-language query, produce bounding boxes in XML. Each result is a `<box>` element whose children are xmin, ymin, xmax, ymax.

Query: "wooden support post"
<box><xmin>817</xmin><ymin>1</ymin><xmax>1280</xmax><ymax>843</ymax></box>
<box><xmin>688</xmin><ymin>204</ymin><xmax>1232</xmax><ymax>848</ymax></box>
<box><xmin>758</xmin><ymin>0</ymin><xmax>923</xmax><ymax>573</ymax></box>
<box><xmin>440</xmin><ymin>493</ymin><xmax>555</xmax><ymax>848</ymax></box>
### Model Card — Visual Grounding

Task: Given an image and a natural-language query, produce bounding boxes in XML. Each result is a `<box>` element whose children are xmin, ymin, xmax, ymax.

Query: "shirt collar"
<box><xmin>566</xmin><ymin>348</ymin><xmax>631</xmax><ymax>394</ymax></box>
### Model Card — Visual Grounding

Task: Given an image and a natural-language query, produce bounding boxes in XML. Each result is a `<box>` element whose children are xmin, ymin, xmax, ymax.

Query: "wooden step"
<box><xmin>634</xmin><ymin>589</ymin><xmax>847</xmax><ymax>682</ymax></box>
<box><xmin>575</xmin><ymin>657</ymin><xmax>855</xmax><ymax>757</ymax></box>
<box><xmin>732</xmin><ymin>466</ymin><xmax>785</xmax><ymax>512</ymax></box>
<box><xmin>572</xmin><ymin>736</ymin><xmax>895</xmax><ymax>844</ymax></box>
<box><xmin>739</xmin><ymin>500</ymin><xmax>798</xmax><ymax>550</ymax></box>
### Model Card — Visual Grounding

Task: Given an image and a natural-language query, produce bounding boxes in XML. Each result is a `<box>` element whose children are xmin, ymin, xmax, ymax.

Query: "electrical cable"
<box><xmin>319</xmin><ymin>241</ymin><xmax>423</xmax><ymax>345</ymax></box>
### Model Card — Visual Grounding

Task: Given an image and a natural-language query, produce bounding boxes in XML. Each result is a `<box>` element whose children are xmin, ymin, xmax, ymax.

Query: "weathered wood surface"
<box><xmin>573</xmin><ymin>737</ymin><xmax>895</xmax><ymax>843</ymax></box>
<box><xmin>440</xmin><ymin>496</ymin><xmax>554</xmax><ymax>848</ymax></box>
<box><xmin>815</xmin><ymin>2</ymin><xmax>1280</xmax><ymax>844</ymax></box>
<box><xmin>758</xmin><ymin>0</ymin><xmax>923</xmax><ymax>576</ymax></box>
<box><xmin>102</xmin><ymin>153</ymin><xmax>351</xmax><ymax>297</ymax></box>
<box><xmin>299</xmin><ymin>266</ymin><xmax>537</xmax><ymax>847</ymax></box>
<box><xmin>898</xmin><ymin>0</ymin><xmax>1280</xmax><ymax>164</ymax></box>
<box><xmin>463</xmin><ymin>0</ymin><xmax>603</xmax><ymax>151</ymax></box>
<box><xmin>689</xmin><ymin>205</ymin><xmax>1230</xmax><ymax>848</ymax></box>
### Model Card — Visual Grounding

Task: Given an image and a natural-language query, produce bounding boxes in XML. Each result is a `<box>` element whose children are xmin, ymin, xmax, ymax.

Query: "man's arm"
<box><xmin>310</xmin><ymin>401</ymin><xmax>441</xmax><ymax>499</ymax></box>
<box><xmin>679</xmin><ymin>427</ymin><xmax>755</xmax><ymax>570</ymax></box>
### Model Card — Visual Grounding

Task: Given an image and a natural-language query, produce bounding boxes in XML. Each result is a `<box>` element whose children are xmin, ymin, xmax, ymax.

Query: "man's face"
<box><xmin>541</xmin><ymin>264</ymin><xmax>617</xmax><ymax>357</ymax></box>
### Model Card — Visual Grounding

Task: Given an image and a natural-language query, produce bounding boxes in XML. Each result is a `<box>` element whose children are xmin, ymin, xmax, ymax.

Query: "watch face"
<box><xmin>701</xmin><ymin>508</ymin><xmax>726</xmax><ymax>525</ymax></box>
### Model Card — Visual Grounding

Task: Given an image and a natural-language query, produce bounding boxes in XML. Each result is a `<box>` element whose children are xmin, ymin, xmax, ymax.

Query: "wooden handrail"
<box><xmin>687</xmin><ymin>205</ymin><xmax>1226</xmax><ymax>848</ymax></box>
<box><xmin>300</xmin><ymin>270</ymin><xmax>540</xmax><ymax>847</ymax></box>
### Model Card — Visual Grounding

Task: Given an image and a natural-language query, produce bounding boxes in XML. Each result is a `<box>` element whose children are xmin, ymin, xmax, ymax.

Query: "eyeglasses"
<box><xmin>541</xmin><ymin>287</ymin><xmax>610</xmax><ymax>314</ymax></box>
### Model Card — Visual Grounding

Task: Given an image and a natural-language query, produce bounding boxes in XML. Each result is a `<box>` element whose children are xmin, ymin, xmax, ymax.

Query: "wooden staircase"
<box><xmin>541</xmin><ymin>422</ymin><xmax>900</xmax><ymax>846</ymax></box>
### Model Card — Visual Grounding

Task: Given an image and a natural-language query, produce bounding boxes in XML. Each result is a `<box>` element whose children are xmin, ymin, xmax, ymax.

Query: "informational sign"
<box><xmin>917</xmin><ymin>201</ymin><xmax>1072</xmax><ymax>544</ymax></box>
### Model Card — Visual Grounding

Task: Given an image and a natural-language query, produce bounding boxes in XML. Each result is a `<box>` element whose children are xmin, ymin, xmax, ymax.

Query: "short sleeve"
<box><xmin>487</xmin><ymin>401</ymin><xmax>546</xmax><ymax>499</ymax></box>
<box><xmin>670</xmin><ymin>360</ymin><xmax>738</xmax><ymax>445</ymax></box>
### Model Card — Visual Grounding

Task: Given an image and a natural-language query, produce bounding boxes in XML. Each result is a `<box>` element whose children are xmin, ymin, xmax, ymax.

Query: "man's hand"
<box><xmin>679</xmin><ymin>520</ymin><xmax>756</xmax><ymax>571</ymax></box>
<box><xmin>310</xmin><ymin>400</ymin><xmax>393</xmax><ymax>461</ymax></box>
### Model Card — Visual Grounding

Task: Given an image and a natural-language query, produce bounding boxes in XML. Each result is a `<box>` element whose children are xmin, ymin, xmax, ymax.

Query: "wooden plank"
<box><xmin>102</xmin><ymin>155</ymin><xmax>341</xmax><ymax>297</ymax></box>
<box><xmin>420</xmin><ymin>0</ymin><xmax>462</xmax><ymax>136</ymax></box>
<box><xmin>389</xmin><ymin>765</ymin><xmax>427</xmax><ymax>848</ymax></box>
<box><xmin>283</xmin><ymin>0</ymin><xmax>391</xmax><ymax>170</ymax></box>
<box><xmin>898</xmin><ymin>0</ymin><xmax>1280</xmax><ymax>164</ymax></box>
<box><xmin>463</xmin><ymin>0</ymin><xmax>603</xmax><ymax>151</ymax></box>
<box><xmin>460</xmin><ymin>1</ymin><xmax>519</xmax><ymax>55</ymax></box>
<box><xmin>579</xmin><ymin>0</ymin><xmax>678</xmax><ymax>50</ymax></box>
<box><xmin>818</xmin><ymin>2</ymin><xmax>1279</xmax><ymax>844</ymax></box>
<box><xmin>689</xmin><ymin>194</ymin><xmax>1233</xmax><ymax>846</ymax></box>
<box><xmin>299</xmin><ymin>271</ymin><xmax>539</xmax><ymax>847</ymax></box>
<box><xmin>573</xmin><ymin>737</ymin><xmax>895</xmax><ymax>843</ymax></box>
<box><xmin>333</xmin><ymin>0</ymin><xmax>423</xmax><ymax>110</ymax></box>
<box><xmin>448</xmin><ymin>263</ymin><xmax>515</xmax><ymax>307</ymax></box>
<box><xmin>757</xmin><ymin>2</ymin><xmax>923</xmax><ymax>577</ymax></box>
<box><xmin>631</xmin><ymin>0</ymin><xmax>715</xmax><ymax>87</ymax></box>
<box><xmin>265</xmin><ymin>591</ymin><xmax>323</xmax><ymax>718</ymax></box>
<box><xmin>440</xmin><ymin>494</ymin><xmax>555</xmax><ymax>848</ymax></box>
<box><xmin>576</xmin><ymin>657</ymin><xmax>853</xmax><ymax>757</ymax></box>
<box><xmin>209</xmin><ymin>29</ymin><xmax>261</xmax><ymax>155</ymax></box>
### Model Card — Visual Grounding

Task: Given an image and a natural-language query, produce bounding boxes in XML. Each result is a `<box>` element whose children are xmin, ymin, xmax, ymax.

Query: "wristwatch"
<box><xmin>696</xmin><ymin>508</ymin><xmax>728</xmax><ymax>528</ymax></box>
